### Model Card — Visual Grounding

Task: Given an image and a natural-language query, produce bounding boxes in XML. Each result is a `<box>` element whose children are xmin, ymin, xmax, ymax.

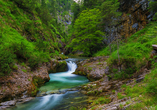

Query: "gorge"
<box><xmin>6</xmin><ymin>58</ymin><xmax>89</xmax><ymax>110</ymax></box>
<box><xmin>0</xmin><ymin>0</ymin><xmax>157</xmax><ymax>109</ymax></box>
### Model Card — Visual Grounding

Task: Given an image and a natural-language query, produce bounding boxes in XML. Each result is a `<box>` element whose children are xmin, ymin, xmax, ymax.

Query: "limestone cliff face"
<box><xmin>118</xmin><ymin>0</ymin><xmax>152</xmax><ymax>38</ymax></box>
<box><xmin>0</xmin><ymin>59</ymin><xmax>67</xmax><ymax>103</ymax></box>
<box><xmin>106</xmin><ymin>0</ymin><xmax>154</xmax><ymax>43</ymax></box>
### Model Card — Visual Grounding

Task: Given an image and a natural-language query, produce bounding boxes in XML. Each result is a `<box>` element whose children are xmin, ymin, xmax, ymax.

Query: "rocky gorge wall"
<box><xmin>0</xmin><ymin>59</ymin><xmax>67</xmax><ymax>109</ymax></box>
<box><xmin>106</xmin><ymin>0</ymin><xmax>154</xmax><ymax>43</ymax></box>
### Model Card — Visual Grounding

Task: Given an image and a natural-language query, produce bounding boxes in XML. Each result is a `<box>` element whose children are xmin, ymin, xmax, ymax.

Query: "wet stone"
<box><xmin>0</xmin><ymin>100</ymin><xmax>16</xmax><ymax>106</ymax></box>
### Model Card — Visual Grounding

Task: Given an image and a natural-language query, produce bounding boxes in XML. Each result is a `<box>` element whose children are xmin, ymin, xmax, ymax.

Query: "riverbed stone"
<box><xmin>0</xmin><ymin>106</ymin><xmax>10</xmax><ymax>109</ymax></box>
<box><xmin>0</xmin><ymin>100</ymin><xmax>16</xmax><ymax>106</ymax></box>
<box><xmin>17</xmin><ymin>97</ymin><xmax>34</xmax><ymax>103</ymax></box>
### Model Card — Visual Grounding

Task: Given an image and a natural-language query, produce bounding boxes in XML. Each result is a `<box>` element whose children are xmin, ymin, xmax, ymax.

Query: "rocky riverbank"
<box><xmin>0</xmin><ymin>59</ymin><xmax>67</xmax><ymax>109</ymax></box>
<box><xmin>74</xmin><ymin>56</ymin><xmax>150</xmax><ymax>110</ymax></box>
<box><xmin>81</xmin><ymin>67</ymin><xmax>149</xmax><ymax>110</ymax></box>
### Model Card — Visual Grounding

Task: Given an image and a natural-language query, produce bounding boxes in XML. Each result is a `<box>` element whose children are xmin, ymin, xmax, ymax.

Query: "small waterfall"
<box><xmin>9</xmin><ymin>58</ymin><xmax>89</xmax><ymax>110</ymax></box>
<box><xmin>67</xmin><ymin>61</ymin><xmax>77</xmax><ymax>73</ymax></box>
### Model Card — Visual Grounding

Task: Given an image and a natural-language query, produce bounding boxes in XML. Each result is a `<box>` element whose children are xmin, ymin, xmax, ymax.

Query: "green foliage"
<box><xmin>149</xmin><ymin>0</ymin><xmax>157</xmax><ymax>12</ymax></box>
<box><xmin>145</xmin><ymin>68</ymin><xmax>157</xmax><ymax>96</ymax></box>
<box><xmin>117</xmin><ymin>93</ymin><xmax>125</xmax><ymax>99</ymax></box>
<box><xmin>124</xmin><ymin>84</ymin><xmax>144</xmax><ymax>98</ymax></box>
<box><xmin>21</xmin><ymin>62</ymin><xmax>26</xmax><ymax>67</ymax></box>
<box><xmin>22</xmin><ymin>69</ymin><xmax>27</xmax><ymax>73</ymax></box>
<box><xmin>118</xmin><ymin>67</ymin><xmax>157</xmax><ymax>109</ymax></box>
<box><xmin>153</xmin><ymin>13</ymin><xmax>157</xmax><ymax>20</ymax></box>
<box><xmin>12</xmin><ymin>65</ymin><xmax>18</xmax><ymax>70</ymax></box>
<box><xmin>12</xmin><ymin>0</ymin><xmax>40</xmax><ymax>12</ymax></box>
<box><xmin>96</xmin><ymin>21</ymin><xmax>157</xmax><ymax>76</ymax></box>
<box><xmin>69</xmin><ymin>0</ymin><xmax>121</xmax><ymax>56</ymax></box>
<box><xmin>146</xmin><ymin>79</ymin><xmax>157</xmax><ymax>95</ymax></box>
<box><xmin>114</xmin><ymin>71</ymin><xmax>132</xmax><ymax>79</ymax></box>
<box><xmin>69</xmin><ymin>106</ymin><xmax>78</xmax><ymax>110</ymax></box>
<box><xmin>94</xmin><ymin>40</ymin><xmax>124</xmax><ymax>56</ymax></box>
<box><xmin>91</xmin><ymin>96</ymin><xmax>111</xmax><ymax>105</ymax></box>
<box><xmin>18</xmin><ymin>85</ymin><xmax>21</xmax><ymax>89</ymax></box>
<box><xmin>101</xmin><ymin>0</ymin><xmax>121</xmax><ymax>25</ymax></box>
<box><xmin>82</xmin><ymin>108</ymin><xmax>86</xmax><ymax>110</ymax></box>
<box><xmin>71</xmin><ymin>2</ymin><xmax>81</xmax><ymax>24</ymax></box>
<box><xmin>97</xmin><ymin>97</ymin><xmax>111</xmax><ymax>104</ymax></box>
<box><xmin>119</xmin><ymin>104</ymin><xmax>123</xmax><ymax>109</ymax></box>
<box><xmin>112</xmin><ymin>90</ymin><xmax>116</xmax><ymax>93</ymax></box>
<box><xmin>69</xmin><ymin>8</ymin><xmax>104</xmax><ymax>56</ymax></box>
<box><xmin>0</xmin><ymin>47</ymin><xmax>16</xmax><ymax>76</ymax></box>
<box><xmin>88</xmin><ymin>67</ymin><xmax>92</xmax><ymax>71</ymax></box>
<box><xmin>94</xmin><ymin>46</ymin><xmax>110</xmax><ymax>56</ymax></box>
<box><xmin>0</xmin><ymin>0</ymin><xmax>65</xmax><ymax>76</ymax></box>
<box><xmin>83</xmin><ymin>0</ymin><xmax>98</xmax><ymax>9</ymax></box>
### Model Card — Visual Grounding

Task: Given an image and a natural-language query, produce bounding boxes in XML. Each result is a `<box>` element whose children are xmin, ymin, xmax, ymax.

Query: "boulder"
<box><xmin>47</xmin><ymin>59</ymin><xmax>67</xmax><ymax>73</ymax></box>
<box><xmin>73</xmin><ymin>57</ymin><xmax>109</xmax><ymax>81</ymax></box>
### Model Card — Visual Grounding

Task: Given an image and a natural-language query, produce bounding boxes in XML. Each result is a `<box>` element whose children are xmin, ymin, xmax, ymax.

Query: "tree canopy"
<box><xmin>69</xmin><ymin>8</ymin><xmax>104</xmax><ymax>56</ymax></box>
<box><xmin>69</xmin><ymin>0</ymin><xmax>121</xmax><ymax>56</ymax></box>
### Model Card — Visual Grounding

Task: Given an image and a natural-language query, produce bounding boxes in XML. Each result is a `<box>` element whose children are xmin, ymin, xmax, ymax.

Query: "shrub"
<box><xmin>146</xmin><ymin>79</ymin><xmax>157</xmax><ymax>95</ymax></box>
<box><xmin>0</xmin><ymin>47</ymin><xmax>16</xmax><ymax>76</ymax></box>
<box><xmin>12</xmin><ymin>64</ymin><xmax>18</xmax><ymax>70</ymax></box>
<box><xmin>22</xmin><ymin>69</ymin><xmax>27</xmax><ymax>73</ymax></box>
<box><xmin>92</xmin><ymin>96</ymin><xmax>111</xmax><ymax>105</ymax></box>
<box><xmin>114</xmin><ymin>71</ymin><xmax>132</xmax><ymax>80</ymax></box>
<box><xmin>98</xmin><ymin>97</ymin><xmax>111</xmax><ymax>104</ymax></box>
<box><xmin>117</xmin><ymin>93</ymin><xmax>125</xmax><ymax>99</ymax></box>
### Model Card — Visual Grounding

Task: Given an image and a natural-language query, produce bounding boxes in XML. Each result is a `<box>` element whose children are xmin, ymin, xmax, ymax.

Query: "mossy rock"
<box><xmin>30</xmin><ymin>76</ymin><xmax>47</xmax><ymax>96</ymax></box>
<box><xmin>32</xmin><ymin>76</ymin><xmax>45</xmax><ymax>87</ymax></box>
<box><xmin>57</xmin><ymin>61</ymin><xmax>67</xmax><ymax>72</ymax></box>
<box><xmin>49</xmin><ymin>60</ymin><xmax>68</xmax><ymax>73</ymax></box>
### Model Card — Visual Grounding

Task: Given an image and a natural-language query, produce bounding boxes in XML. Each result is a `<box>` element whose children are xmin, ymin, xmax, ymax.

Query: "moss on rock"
<box><xmin>48</xmin><ymin>60</ymin><xmax>68</xmax><ymax>73</ymax></box>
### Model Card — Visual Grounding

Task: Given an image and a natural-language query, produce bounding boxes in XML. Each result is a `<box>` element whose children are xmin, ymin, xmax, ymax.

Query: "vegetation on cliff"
<box><xmin>94</xmin><ymin>21</ymin><xmax>156</xmax><ymax>77</ymax></box>
<box><xmin>68</xmin><ymin>0</ymin><xmax>157</xmax><ymax>109</ymax></box>
<box><xmin>0</xmin><ymin>0</ymin><xmax>73</xmax><ymax>77</ymax></box>
<box><xmin>89</xmin><ymin>20</ymin><xmax>157</xmax><ymax>109</ymax></box>
<box><xmin>69</xmin><ymin>8</ymin><xmax>104</xmax><ymax>56</ymax></box>
<box><xmin>68</xmin><ymin>0</ymin><xmax>157</xmax><ymax>79</ymax></box>
<box><xmin>1</xmin><ymin>0</ymin><xmax>157</xmax><ymax>109</ymax></box>
<box><xmin>67</xmin><ymin>0</ymin><xmax>121</xmax><ymax>56</ymax></box>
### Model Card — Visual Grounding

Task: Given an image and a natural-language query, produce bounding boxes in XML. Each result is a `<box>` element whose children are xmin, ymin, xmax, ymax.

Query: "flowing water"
<box><xmin>8</xmin><ymin>58</ymin><xmax>89</xmax><ymax>110</ymax></box>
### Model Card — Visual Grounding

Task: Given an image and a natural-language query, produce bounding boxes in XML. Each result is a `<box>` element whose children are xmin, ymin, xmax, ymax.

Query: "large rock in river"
<box><xmin>47</xmin><ymin>59</ymin><xmax>67</xmax><ymax>73</ymax></box>
<box><xmin>73</xmin><ymin>56</ymin><xmax>109</xmax><ymax>81</ymax></box>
